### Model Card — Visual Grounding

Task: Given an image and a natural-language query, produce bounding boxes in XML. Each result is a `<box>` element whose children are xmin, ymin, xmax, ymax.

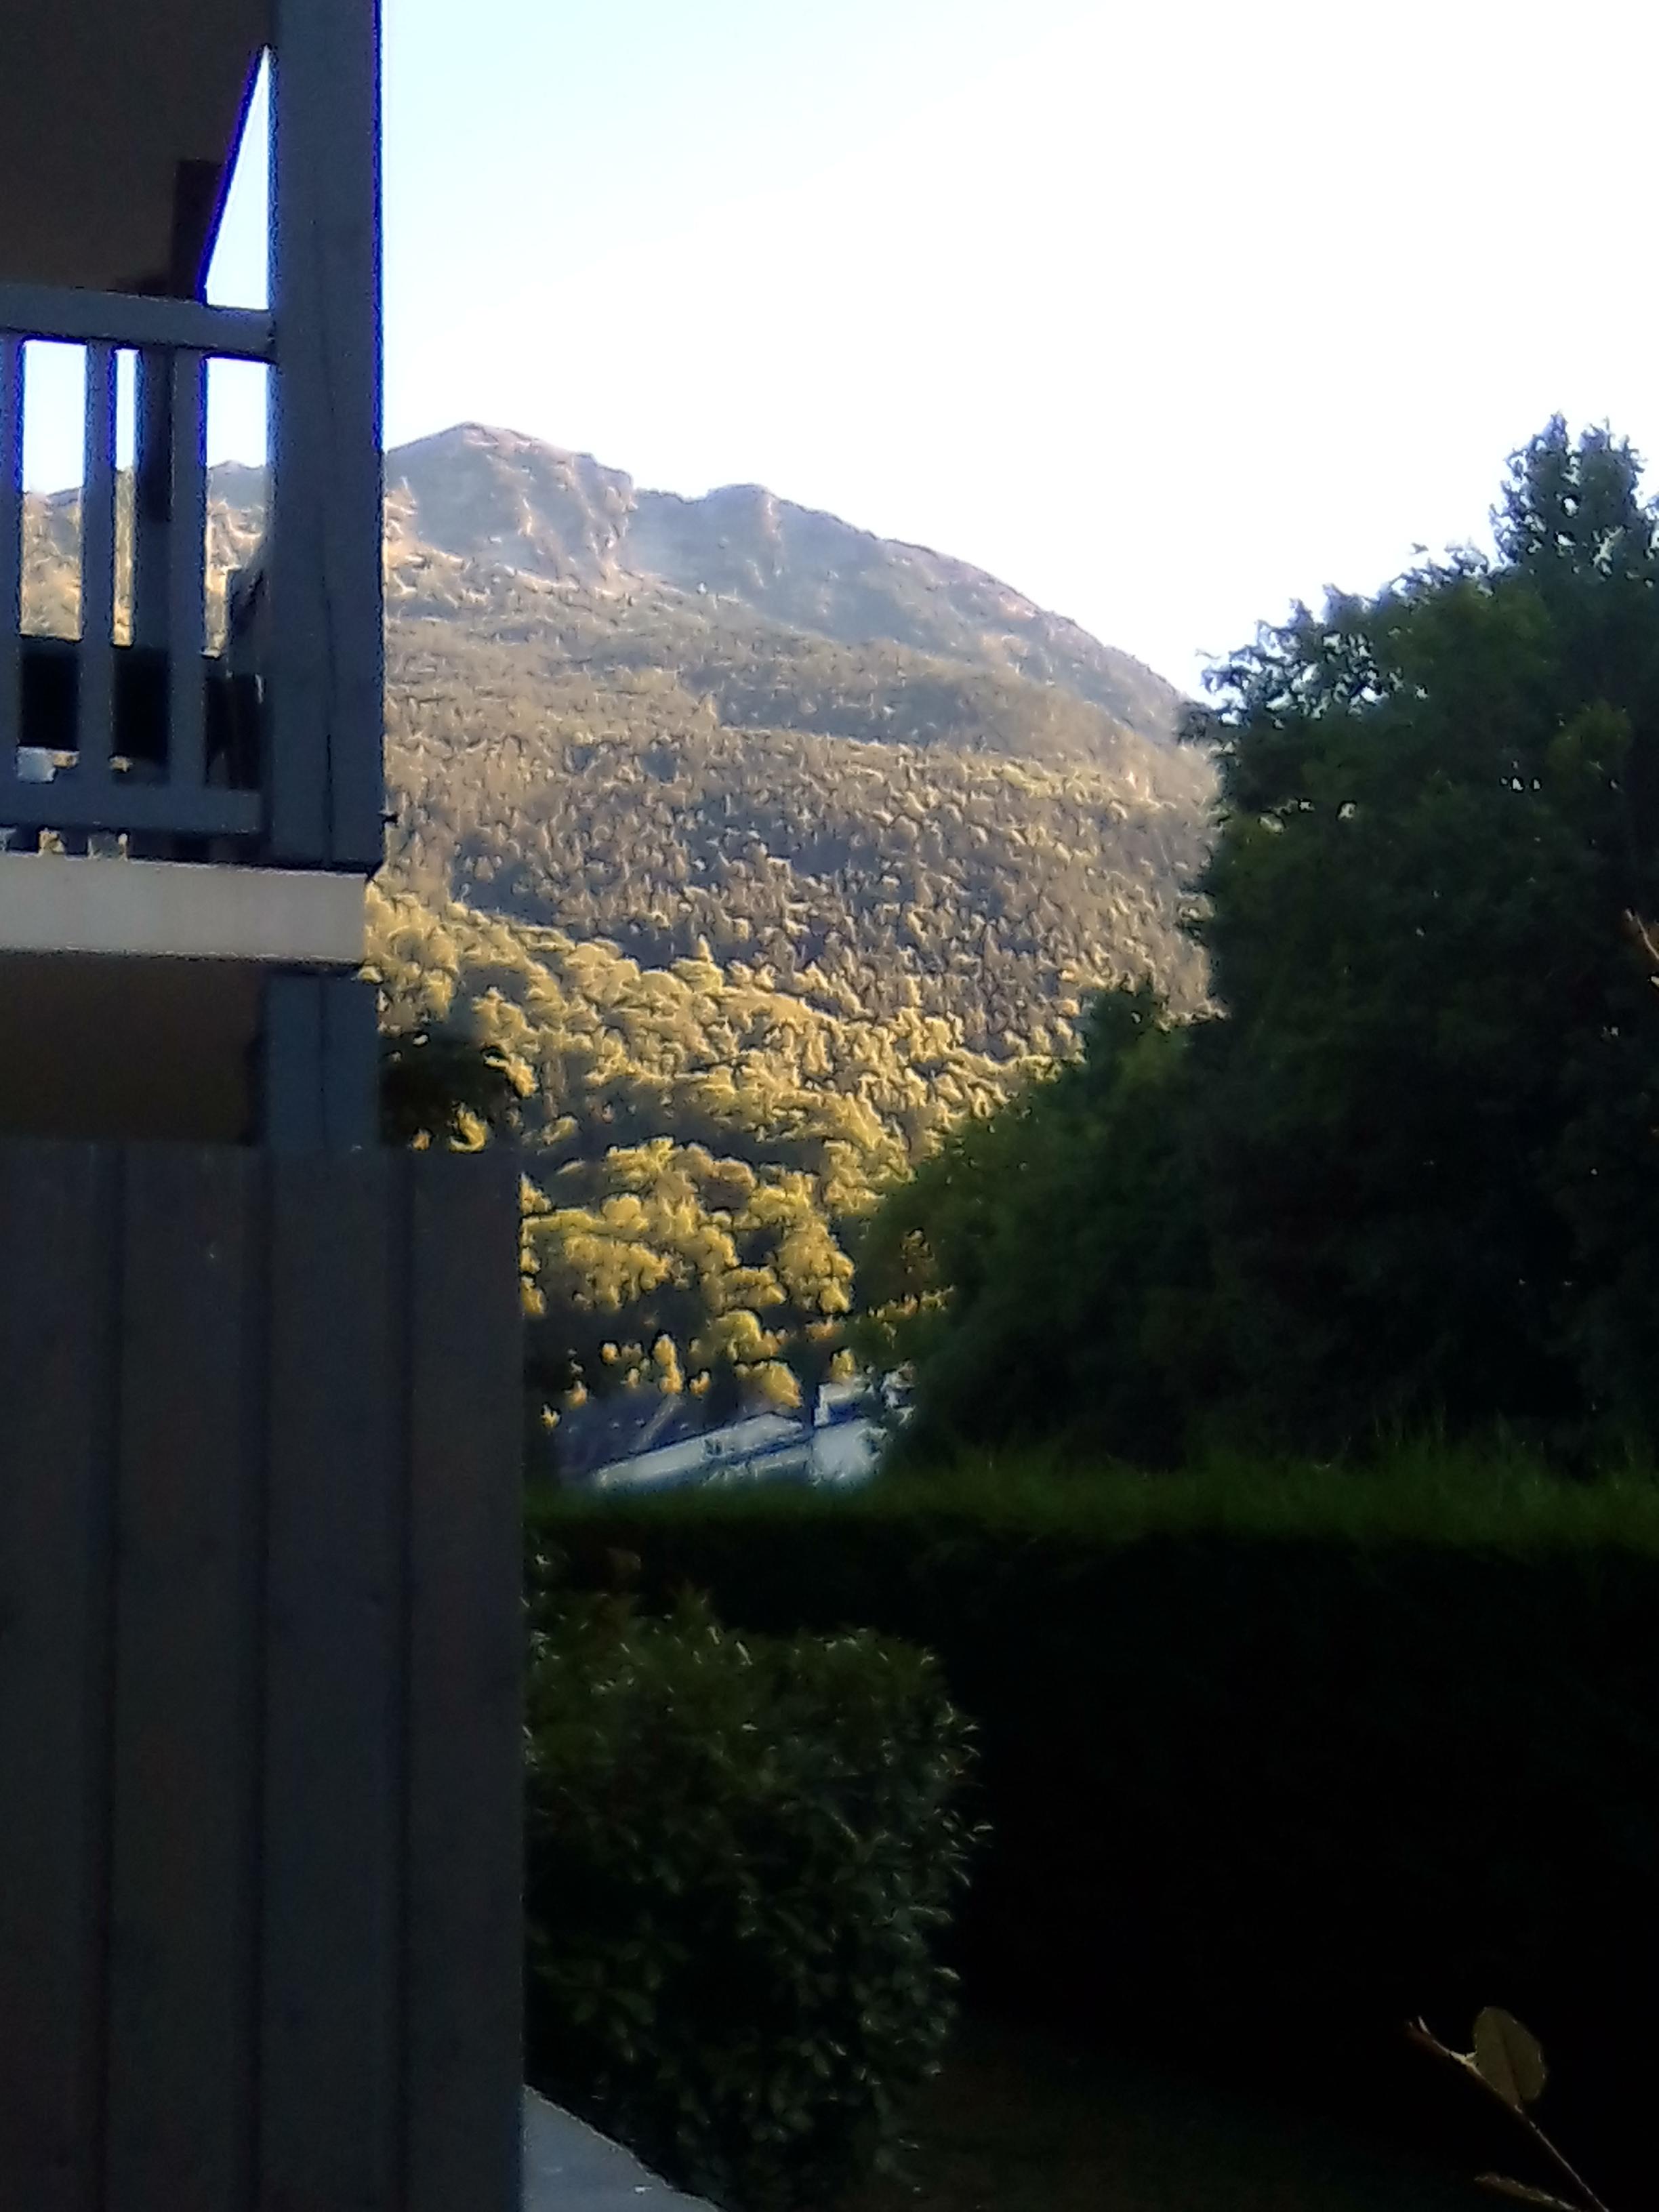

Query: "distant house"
<box><xmin>587</xmin><ymin>1410</ymin><xmax>813</xmax><ymax>1498</ymax></box>
<box><xmin>573</xmin><ymin>1374</ymin><xmax>895</xmax><ymax>1498</ymax></box>
<box><xmin>547</xmin><ymin>1387</ymin><xmax>705</xmax><ymax>1482</ymax></box>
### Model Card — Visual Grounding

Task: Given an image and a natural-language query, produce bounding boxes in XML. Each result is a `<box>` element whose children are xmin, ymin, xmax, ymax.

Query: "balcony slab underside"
<box><xmin>0</xmin><ymin>0</ymin><xmax>266</xmax><ymax>296</ymax></box>
<box><xmin>0</xmin><ymin>854</ymin><xmax>363</xmax><ymax>1142</ymax></box>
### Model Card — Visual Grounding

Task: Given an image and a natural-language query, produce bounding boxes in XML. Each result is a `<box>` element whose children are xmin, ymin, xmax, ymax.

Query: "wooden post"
<box><xmin>127</xmin><ymin>351</ymin><xmax>176</xmax><ymax>860</ymax></box>
<box><xmin>267</xmin><ymin>0</ymin><xmax>386</xmax><ymax>872</ymax></box>
<box><xmin>261</xmin><ymin>1154</ymin><xmax>403</xmax><ymax>2212</ymax></box>
<box><xmin>166</xmin><ymin>350</ymin><xmax>208</xmax><ymax>792</ymax></box>
<box><xmin>0</xmin><ymin>1147</ymin><xmax>121</xmax><ymax>2212</ymax></box>
<box><xmin>405</xmin><ymin>1153</ymin><xmax>525</xmax><ymax>2212</ymax></box>
<box><xmin>130</xmin><ymin>352</ymin><xmax>173</xmax><ymax>656</ymax></box>
<box><xmin>104</xmin><ymin>1152</ymin><xmax>262</xmax><ymax>2212</ymax></box>
<box><xmin>256</xmin><ymin>972</ymin><xmax>380</xmax><ymax>1153</ymax></box>
<box><xmin>77</xmin><ymin>344</ymin><xmax>117</xmax><ymax>783</ymax></box>
<box><xmin>0</xmin><ymin>337</ymin><xmax>21</xmax><ymax>769</ymax></box>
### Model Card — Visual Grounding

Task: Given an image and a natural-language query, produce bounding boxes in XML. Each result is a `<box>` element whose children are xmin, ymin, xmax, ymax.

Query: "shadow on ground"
<box><xmin>842</xmin><ymin>2015</ymin><xmax>1480</xmax><ymax>2212</ymax></box>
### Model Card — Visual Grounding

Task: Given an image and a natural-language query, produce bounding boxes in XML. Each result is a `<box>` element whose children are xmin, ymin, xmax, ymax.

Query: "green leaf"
<box><xmin>1472</xmin><ymin>2009</ymin><xmax>1548</xmax><ymax>2110</ymax></box>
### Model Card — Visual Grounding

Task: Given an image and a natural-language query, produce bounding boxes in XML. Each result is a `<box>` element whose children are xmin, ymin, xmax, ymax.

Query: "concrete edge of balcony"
<box><xmin>0</xmin><ymin>852</ymin><xmax>366</xmax><ymax>966</ymax></box>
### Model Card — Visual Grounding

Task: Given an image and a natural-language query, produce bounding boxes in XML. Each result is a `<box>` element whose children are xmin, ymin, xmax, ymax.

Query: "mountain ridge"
<box><xmin>384</xmin><ymin>424</ymin><xmax>1186</xmax><ymax>745</ymax></box>
<box><xmin>35</xmin><ymin>419</ymin><xmax>1189</xmax><ymax>755</ymax></box>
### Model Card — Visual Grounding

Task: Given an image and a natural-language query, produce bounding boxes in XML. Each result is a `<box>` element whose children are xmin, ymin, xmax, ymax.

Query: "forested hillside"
<box><xmin>24</xmin><ymin>426</ymin><xmax>1212</xmax><ymax>1422</ymax></box>
<box><xmin>384</xmin><ymin>592</ymin><xmax>1209</xmax><ymax>1057</ymax></box>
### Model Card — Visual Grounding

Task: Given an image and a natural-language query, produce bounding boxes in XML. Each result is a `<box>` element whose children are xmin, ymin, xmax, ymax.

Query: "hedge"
<box><xmin>529</xmin><ymin>1461</ymin><xmax>1659</xmax><ymax>2188</ymax></box>
<box><xmin>523</xmin><ymin>1586</ymin><xmax>979</xmax><ymax>2211</ymax></box>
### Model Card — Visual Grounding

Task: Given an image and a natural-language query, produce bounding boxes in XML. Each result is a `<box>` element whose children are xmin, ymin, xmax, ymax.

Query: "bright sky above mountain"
<box><xmin>23</xmin><ymin>0</ymin><xmax>1659</xmax><ymax>689</ymax></box>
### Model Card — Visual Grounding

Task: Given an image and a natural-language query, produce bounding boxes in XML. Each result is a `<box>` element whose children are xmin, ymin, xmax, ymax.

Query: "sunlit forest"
<box><xmin>23</xmin><ymin>431</ymin><xmax>1212</xmax><ymax>1422</ymax></box>
<box><xmin>373</xmin><ymin>543</ymin><xmax>1209</xmax><ymax>1414</ymax></box>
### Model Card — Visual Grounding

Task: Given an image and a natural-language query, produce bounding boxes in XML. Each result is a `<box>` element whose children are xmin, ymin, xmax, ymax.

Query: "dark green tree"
<box><xmin>379</xmin><ymin>1017</ymin><xmax>527</xmax><ymax>1149</ymax></box>
<box><xmin>1197</xmin><ymin>417</ymin><xmax>1659</xmax><ymax>1450</ymax></box>
<box><xmin>861</xmin><ymin>420</ymin><xmax>1659</xmax><ymax>1461</ymax></box>
<box><xmin>859</xmin><ymin>984</ymin><xmax>1224</xmax><ymax>1464</ymax></box>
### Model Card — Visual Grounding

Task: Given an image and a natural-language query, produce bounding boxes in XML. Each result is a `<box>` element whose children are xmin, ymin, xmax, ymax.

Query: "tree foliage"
<box><xmin>869</xmin><ymin>421</ymin><xmax>1659</xmax><ymax>1461</ymax></box>
<box><xmin>382</xmin><ymin>592</ymin><xmax>1210</xmax><ymax>1060</ymax></box>
<box><xmin>361</xmin><ymin>552</ymin><xmax>1209</xmax><ymax>1409</ymax></box>
<box><xmin>523</xmin><ymin>1582</ymin><xmax>977</xmax><ymax>2211</ymax></box>
<box><xmin>367</xmin><ymin>882</ymin><xmax>1040</xmax><ymax>1409</ymax></box>
<box><xmin>379</xmin><ymin>1015</ymin><xmax>529</xmax><ymax>1149</ymax></box>
<box><xmin>857</xmin><ymin>987</ymin><xmax>1219</xmax><ymax>1463</ymax></box>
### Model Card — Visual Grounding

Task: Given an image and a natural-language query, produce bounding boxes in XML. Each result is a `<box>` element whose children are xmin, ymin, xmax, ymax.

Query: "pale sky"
<box><xmin>22</xmin><ymin>0</ymin><xmax>1659</xmax><ymax>690</ymax></box>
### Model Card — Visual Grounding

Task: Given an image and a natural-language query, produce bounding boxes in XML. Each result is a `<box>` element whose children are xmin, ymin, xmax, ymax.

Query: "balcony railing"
<box><xmin>0</xmin><ymin>284</ymin><xmax>274</xmax><ymax>857</ymax></box>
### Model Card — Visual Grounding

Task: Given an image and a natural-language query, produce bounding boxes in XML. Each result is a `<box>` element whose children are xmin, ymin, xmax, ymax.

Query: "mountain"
<box><xmin>22</xmin><ymin>427</ymin><xmax>1214</xmax><ymax>1431</ymax></box>
<box><xmin>382</xmin><ymin>424</ymin><xmax>1185</xmax><ymax>745</ymax></box>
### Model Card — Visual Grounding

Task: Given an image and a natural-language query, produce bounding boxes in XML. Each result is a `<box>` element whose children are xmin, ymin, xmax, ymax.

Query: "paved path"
<box><xmin>523</xmin><ymin>2089</ymin><xmax>713</xmax><ymax>2212</ymax></box>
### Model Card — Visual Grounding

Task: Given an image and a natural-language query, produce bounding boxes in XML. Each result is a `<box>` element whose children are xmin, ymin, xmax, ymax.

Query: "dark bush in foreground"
<box><xmin>531</xmin><ymin>1462</ymin><xmax>1659</xmax><ymax>2188</ymax></box>
<box><xmin>523</xmin><ymin>1584</ymin><xmax>977</xmax><ymax>2212</ymax></box>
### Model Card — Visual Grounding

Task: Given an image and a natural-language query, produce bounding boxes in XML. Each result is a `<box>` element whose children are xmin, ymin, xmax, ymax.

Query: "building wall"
<box><xmin>0</xmin><ymin>1140</ymin><xmax>523</xmax><ymax>2212</ymax></box>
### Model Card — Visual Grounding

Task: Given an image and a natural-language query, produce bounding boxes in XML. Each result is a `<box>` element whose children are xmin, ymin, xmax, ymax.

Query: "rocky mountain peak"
<box><xmin>375</xmin><ymin>426</ymin><xmax>1187</xmax><ymax>743</ymax></box>
<box><xmin>385</xmin><ymin>424</ymin><xmax>638</xmax><ymax>586</ymax></box>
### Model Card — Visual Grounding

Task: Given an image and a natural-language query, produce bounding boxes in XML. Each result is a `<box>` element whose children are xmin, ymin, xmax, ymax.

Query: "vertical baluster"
<box><xmin>131</xmin><ymin>349</ymin><xmax>172</xmax><ymax>653</ymax></box>
<box><xmin>78</xmin><ymin>343</ymin><xmax>117</xmax><ymax>783</ymax></box>
<box><xmin>167</xmin><ymin>350</ymin><xmax>207</xmax><ymax>790</ymax></box>
<box><xmin>0</xmin><ymin>336</ymin><xmax>22</xmax><ymax>771</ymax></box>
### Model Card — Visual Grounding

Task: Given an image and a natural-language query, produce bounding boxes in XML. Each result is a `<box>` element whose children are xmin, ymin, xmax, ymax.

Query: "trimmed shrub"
<box><xmin>523</xmin><ymin>1582</ymin><xmax>978</xmax><ymax>2212</ymax></box>
<box><xmin>530</xmin><ymin>1462</ymin><xmax>1659</xmax><ymax>2186</ymax></box>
